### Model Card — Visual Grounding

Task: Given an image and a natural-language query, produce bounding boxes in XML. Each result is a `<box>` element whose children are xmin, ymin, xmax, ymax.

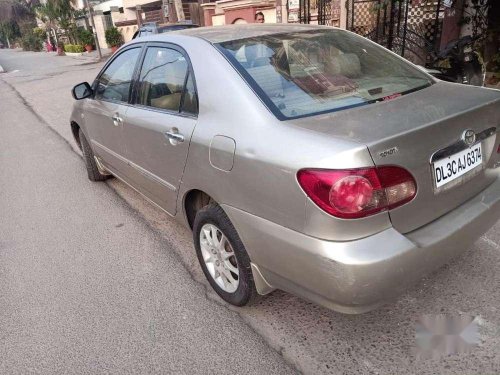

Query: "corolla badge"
<box><xmin>379</xmin><ymin>146</ymin><xmax>399</xmax><ymax>158</ymax></box>
<box><xmin>462</xmin><ymin>129</ymin><xmax>476</xmax><ymax>146</ymax></box>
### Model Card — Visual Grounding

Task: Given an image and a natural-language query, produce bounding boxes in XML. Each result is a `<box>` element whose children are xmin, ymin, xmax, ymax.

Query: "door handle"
<box><xmin>165</xmin><ymin>130</ymin><xmax>185</xmax><ymax>144</ymax></box>
<box><xmin>111</xmin><ymin>114</ymin><xmax>123</xmax><ymax>126</ymax></box>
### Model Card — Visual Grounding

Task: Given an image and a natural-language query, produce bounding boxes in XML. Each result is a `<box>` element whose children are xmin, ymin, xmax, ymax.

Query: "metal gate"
<box><xmin>299</xmin><ymin>0</ymin><xmax>335</xmax><ymax>25</ymax></box>
<box><xmin>346</xmin><ymin>0</ymin><xmax>446</xmax><ymax>65</ymax></box>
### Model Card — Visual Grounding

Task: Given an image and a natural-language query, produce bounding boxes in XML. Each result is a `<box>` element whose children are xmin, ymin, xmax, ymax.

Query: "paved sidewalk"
<box><xmin>0</xmin><ymin>48</ymin><xmax>113</xmax><ymax>75</ymax></box>
<box><xmin>66</xmin><ymin>47</ymin><xmax>113</xmax><ymax>63</ymax></box>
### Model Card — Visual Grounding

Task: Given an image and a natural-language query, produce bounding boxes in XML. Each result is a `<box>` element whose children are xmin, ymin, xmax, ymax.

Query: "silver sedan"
<box><xmin>70</xmin><ymin>24</ymin><xmax>500</xmax><ymax>313</ymax></box>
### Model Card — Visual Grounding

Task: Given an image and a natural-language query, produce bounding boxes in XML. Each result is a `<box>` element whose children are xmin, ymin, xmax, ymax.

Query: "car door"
<box><xmin>84</xmin><ymin>46</ymin><xmax>142</xmax><ymax>177</ymax></box>
<box><xmin>123</xmin><ymin>44</ymin><xmax>198</xmax><ymax>215</ymax></box>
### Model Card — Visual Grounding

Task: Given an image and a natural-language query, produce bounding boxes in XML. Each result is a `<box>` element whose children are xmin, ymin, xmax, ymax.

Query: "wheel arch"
<box><xmin>183</xmin><ymin>189</ymin><xmax>215</xmax><ymax>230</ymax></box>
<box><xmin>70</xmin><ymin>121</ymin><xmax>82</xmax><ymax>150</ymax></box>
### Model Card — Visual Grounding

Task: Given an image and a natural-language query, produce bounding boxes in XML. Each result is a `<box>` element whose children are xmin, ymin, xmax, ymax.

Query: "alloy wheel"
<box><xmin>199</xmin><ymin>223</ymin><xmax>239</xmax><ymax>293</ymax></box>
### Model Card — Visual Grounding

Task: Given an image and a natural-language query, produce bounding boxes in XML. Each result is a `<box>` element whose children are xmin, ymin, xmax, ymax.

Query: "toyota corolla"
<box><xmin>70</xmin><ymin>25</ymin><xmax>500</xmax><ymax>313</ymax></box>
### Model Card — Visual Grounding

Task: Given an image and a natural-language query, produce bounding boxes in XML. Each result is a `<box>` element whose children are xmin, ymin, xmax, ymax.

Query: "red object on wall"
<box><xmin>203</xmin><ymin>7</ymin><xmax>216</xmax><ymax>26</ymax></box>
<box><xmin>225</xmin><ymin>7</ymin><xmax>257</xmax><ymax>24</ymax></box>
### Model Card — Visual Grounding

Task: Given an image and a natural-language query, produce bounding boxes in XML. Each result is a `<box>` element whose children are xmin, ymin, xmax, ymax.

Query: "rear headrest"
<box><xmin>328</xmin><ymin>53</ymin><xmax>361</xmax><ymax>78</ymax></box>
<box><xmin>150</xmin><ymin>93</ymin><xmax>182</xmax><ymax>111</ymax></box>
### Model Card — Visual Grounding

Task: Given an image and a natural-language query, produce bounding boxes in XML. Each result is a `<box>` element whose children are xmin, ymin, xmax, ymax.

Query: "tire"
<box><xmin>468</xmin><ymin>71</ymin><xmax>484</xmax><ymax>86</ymax></box>
<box><xmin>465</xmin><ymin>65</ymin><xmax>484</xmax><ymax>86</ymax></box>
<box><xmin>79</xmin><ymin>128</ymin><xmax>108</xmax><ymax>181</ymax></box>
<box><xmin>193</xmin><ymin>203</ymin><xmax>259</xmax><ymax>306</ymax></box>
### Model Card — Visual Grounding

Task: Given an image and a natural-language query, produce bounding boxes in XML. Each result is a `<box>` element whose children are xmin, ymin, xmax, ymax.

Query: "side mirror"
<box><xmin>72</xmin><ymin>82</ymin><xmax>93</xmax><ymax>100</ymax></box>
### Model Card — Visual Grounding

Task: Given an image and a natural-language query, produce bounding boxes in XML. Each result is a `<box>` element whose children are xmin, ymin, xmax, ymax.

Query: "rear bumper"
<box><xmin>221</xmin><ymin>174</ymin><xmax>500</xmax><ymax>314</ymax></box>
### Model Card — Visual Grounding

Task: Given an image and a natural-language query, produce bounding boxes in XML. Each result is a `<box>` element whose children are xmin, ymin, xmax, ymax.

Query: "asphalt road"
<box><xmin>0</xmin><ymin>55</ymin><xmax>293</xmax><ymax>374</ymax></box>
<box><xmin>1</xmin><ymin>49</ymin><xmax>500</xmax><ymax>375</ymax></box>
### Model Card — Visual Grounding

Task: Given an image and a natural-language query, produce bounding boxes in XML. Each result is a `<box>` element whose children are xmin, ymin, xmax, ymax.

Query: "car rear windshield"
<box><xmin>158</xmin><ymin>25</ymin><xmax>198</xmax><ymax>33</ymax></box>
<box><xmin>216</xmin><ymin>30</ymin><xmax>433</xmax><ymax>120</ymax></box>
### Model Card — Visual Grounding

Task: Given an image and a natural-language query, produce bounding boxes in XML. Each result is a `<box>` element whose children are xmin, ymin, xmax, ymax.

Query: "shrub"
<box><xmin>21</xmin><ymin>30</ymin><xmax>44</xmax><ymax>51</ymax></box>
<box><xmin>64</xmin><ymin>44</ymin><xmax>84</xmax><ymax>53</ymax></box>
<box><xmin>78</xmin><ymin>28</ymin><xmax>94</xmax><ymax>46</ymax></box>
<box><xmin>105</xmin><ymin>27</ymin><xmax>123</xmax><ymax>47</ymax></box>
<box><xmin>33</xmin><ymin>27</ymin><xmax>46</xmax><ymax>40</ymax></box>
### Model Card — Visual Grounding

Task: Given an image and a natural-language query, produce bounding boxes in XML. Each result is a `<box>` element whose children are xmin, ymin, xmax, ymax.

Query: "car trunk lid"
<box><xmin>289</xmin><ymin>82</ymin><xmax>500</xmax><ymax>233</ymax></box>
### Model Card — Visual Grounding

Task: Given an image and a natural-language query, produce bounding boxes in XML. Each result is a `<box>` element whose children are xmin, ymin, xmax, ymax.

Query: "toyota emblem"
<box><xmin>462</xmin><ymin>129</ymin><xmax>476</xmax><ymax>146</ymax></box>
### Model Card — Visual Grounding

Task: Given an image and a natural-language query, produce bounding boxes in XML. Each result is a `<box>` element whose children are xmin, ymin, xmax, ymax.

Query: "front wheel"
<box><xmin>79</xmin><ymin>129</ymin><xmax>108</xmax><ymax>181</ymax></box>
<box><xmin>193</xmin><ymin>204</ymin><xmax>259</xmax><ymax>306</ymax></box>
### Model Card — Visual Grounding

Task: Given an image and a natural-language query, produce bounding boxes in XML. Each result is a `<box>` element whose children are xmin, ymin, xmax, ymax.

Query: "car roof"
<box><xmin>140</xmin><ymin>24</ymin><xmax>335</xmax><ymax>44</ymax></box>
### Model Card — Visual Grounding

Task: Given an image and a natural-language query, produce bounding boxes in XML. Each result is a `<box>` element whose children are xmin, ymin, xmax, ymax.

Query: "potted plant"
<box><xmin>57</xmin><ymin>40</ymin><xmax>65</xmax><ymax>56</ymax></box>
<box><xmin>105</xmin><ymin>27</ymin><xmax>123</xmax><ymax>53</ymax></box>
<box><xmin>63</xmin><ymin>44</ymin><xmax>85</xmax><ymax>56</ymax></box>
<box><xmin>79</xmin><ymin>29</ymin><xmax>94</xmax><ymax>52</ymax></box>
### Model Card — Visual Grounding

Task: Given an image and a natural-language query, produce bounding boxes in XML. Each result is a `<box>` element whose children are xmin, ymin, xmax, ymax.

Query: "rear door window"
<box><xmin>181</xmin><ymin>72</ymin><xmax>198</xmax><ymax>115</ymax></box>
<box><xmin>136</xmin><ymin>47</ymin><xmax>197</xmax><ymax>114</ymax></box>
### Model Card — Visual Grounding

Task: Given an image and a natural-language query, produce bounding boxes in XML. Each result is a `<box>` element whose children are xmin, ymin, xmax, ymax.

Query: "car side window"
<box><xmin>95</xmin><ymin>48</ymin><xmax>141</xmax><ymax>103</ymax></box>
<box><xmin>181</xmin><ymin>72</ymin><xmax>198</xmax><ymax>115</ymax></box>
<box><xmin>137</xmin><ymin>47</ymin><xmax>190</xmax><ymax>113</ymax></box>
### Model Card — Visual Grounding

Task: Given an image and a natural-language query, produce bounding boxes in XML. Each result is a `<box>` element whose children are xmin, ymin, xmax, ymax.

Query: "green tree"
<box><xmin>0</xmin><ymin>0</ymin><xmax>38</xmax><ymax>47</ymax></box>
<box><xmin>36</xmin><ymin>0</ymin><xmax>79</xmax><ymax>44</ymax></box>
<box><xmin>0</xmin><ymin>19</ymin><xmax>21</xmax><ymax>47</ymax></box>
<box><xmin>50</xmin><ymin>0</ymin><xmax>74</xmax><ymax>20</ymax></box>
<box><xmin>36</xmin><ymin>1</ymin><xmax>58</xmax><ymax>43</ymax></box>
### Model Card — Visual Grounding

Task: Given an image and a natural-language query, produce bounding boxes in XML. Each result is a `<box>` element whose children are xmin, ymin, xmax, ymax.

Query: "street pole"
<box><xmin>83</xmin><ymin>0</ymin><xmax>102</xmax><ymax>60</ymax></box>
<box><xmin>173</xmin><ymin>0</ymin><xmax>185</xmax><ymax>22</ymax></box>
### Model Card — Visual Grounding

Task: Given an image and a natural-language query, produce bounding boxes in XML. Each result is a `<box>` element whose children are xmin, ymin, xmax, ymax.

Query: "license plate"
<box><xmin>433</xmin><ymin>144</ymin><xmax>483</xmax><ymax>188</ymax></box>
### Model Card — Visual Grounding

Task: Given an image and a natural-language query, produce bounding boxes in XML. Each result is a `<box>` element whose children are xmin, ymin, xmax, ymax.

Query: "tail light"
<box><xmin>297</xmin><ymin>167</ymin><xmax>416</xmax><ymax>219</ymax></box>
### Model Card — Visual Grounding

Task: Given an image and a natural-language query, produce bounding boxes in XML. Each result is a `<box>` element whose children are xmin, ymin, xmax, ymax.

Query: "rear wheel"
<box><xmin>193</xmin><ymin>204</ymin><xmax>259</xmax><ymax>306</ymax></box>
<box><xmin>79</xmin><ymin>129</ymin><xmax>108</xmax><ymax>181</ymax></box>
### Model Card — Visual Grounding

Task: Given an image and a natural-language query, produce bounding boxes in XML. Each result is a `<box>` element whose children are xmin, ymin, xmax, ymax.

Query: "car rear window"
<box><xmin>216</xmin><ymin>29</ymin><xmax>433</xmax><ymax>120</ymax></box>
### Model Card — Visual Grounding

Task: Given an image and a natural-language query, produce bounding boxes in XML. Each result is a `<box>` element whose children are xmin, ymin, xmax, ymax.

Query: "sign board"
<box><xmin>288</xmin><ymin>0</ymin><xmax>299</xmax><ymax>11</ymax></box>
<box><xmin>288</xmin><ymin>11</ymin><xmax>299</xmax><ymax>22</ymax></box>
<box><xmin>332</xmin><ymin>0</ymin><xmax>340</xmax><ymax>19</ymax></box>
<box><xmin>160</xmin><ymin>0</ymin><xmax>169</xmax><ymax>17</ymax></box>
<box><xmin>276</xmin><ymin>6</ymin><xmax>282</xmax><ymax>23</ymax></box>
